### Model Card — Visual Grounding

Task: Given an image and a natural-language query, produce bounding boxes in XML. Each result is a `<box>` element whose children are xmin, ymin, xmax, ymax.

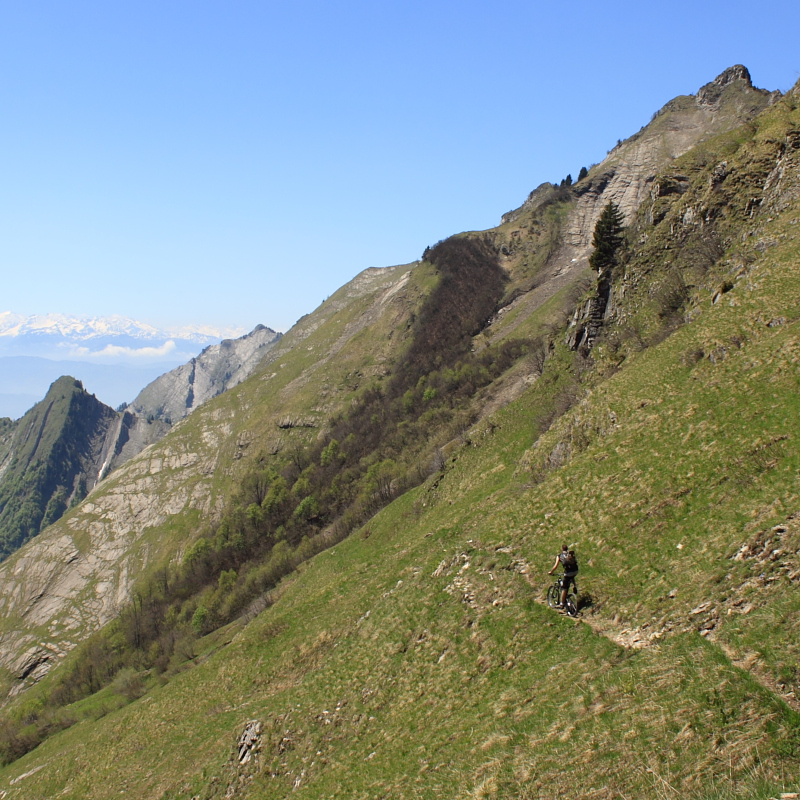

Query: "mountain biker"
<box><xmin>548</xmin><ymin>544</ymin><xmax>578</xmax><ymax>610</ymax></box>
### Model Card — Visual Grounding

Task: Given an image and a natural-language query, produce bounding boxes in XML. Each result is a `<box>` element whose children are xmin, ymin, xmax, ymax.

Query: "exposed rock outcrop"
<box><xmin>762</xmin><ymin>129</ymin><xmax>800</xmax><ymax>214</ymax></box>
<box><xmin>129</xmin><ymin>325</ymin><xmax>282</xmax><ymax>425</ymax></box>
<box><xmin>565</xmin><ymin>282</ymin><xmax>613</xmax><ymax>352</ymax></box>
<box><xmin>560</xmin><ymin>66</ymin><xmax>778</xmax><ymax>264</ymax></box>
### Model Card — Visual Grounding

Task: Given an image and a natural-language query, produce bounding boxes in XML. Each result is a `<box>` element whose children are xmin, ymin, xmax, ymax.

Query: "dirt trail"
<box><xmin>516</xmin><ymin>553</ymin><xmax>800</xmax><ymax>714</ymax></box>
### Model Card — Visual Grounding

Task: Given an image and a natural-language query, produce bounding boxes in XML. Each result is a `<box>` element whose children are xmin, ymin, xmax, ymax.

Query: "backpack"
<box><xmin>560</xmin><ymin>551</ymin><xmax>578</xmax><ymax>573</ymax></box>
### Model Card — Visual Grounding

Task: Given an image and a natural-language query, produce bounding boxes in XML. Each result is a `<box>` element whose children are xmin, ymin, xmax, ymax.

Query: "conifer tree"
<box><xmin>589</xmin><ymin>201</ymin><xmax>625</xmax><ymax>273</ymax></box>
<box><xmin>578</xmin><ymin>166</ymin><xmax>588</xmax><ymax>181</ymax></box>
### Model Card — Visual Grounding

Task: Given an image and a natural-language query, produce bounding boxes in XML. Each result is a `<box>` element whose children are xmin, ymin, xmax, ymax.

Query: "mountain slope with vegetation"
<box><xmin>0</xmin><ymin>263</ymin><xmax>420</xmax><ymax>687</ymax></box>
<box><xmin>1</xmin><ymin>68</ymin><xmax>799</xmax><ymax>798</ymax></box>
<box><xmin>0</xmin><ymin>325</ymin><xmax>282</xmax><ymax>568</ymax></box>
<box><xmin>0</xmin><ymin>68</ymin><xmax>774</xmax><ymax>690</ymax></box>
<box><xmin>0</xmin><ymin>377</ymin><xmax>122</xmax><ymax>561</ymax></box>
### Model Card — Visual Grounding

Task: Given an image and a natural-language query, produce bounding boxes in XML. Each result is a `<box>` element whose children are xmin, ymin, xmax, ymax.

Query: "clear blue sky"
<box><xmin>1</xmin><ymin>0</ymin><xmax>798</xmax><ymax>333</ymax></box>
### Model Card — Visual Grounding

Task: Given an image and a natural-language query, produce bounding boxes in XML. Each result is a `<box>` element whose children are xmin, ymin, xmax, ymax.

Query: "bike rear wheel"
<box><xmin>564</xmin><ymin>592</ymin><xmax>579</xmax><ymax>617</ymax></box>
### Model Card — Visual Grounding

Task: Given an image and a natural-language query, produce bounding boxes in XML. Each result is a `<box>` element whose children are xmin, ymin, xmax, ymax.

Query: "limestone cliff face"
<box><xmin>561</xmin><ymin>66</ymin><xmax>778</xmax><ymax>263</ymax></box>
<box><xmin>488</xmin><ymin>66</ymin><xmax>779</xmax><ymax>347</ymax></box>
<box><xmin>129</xmin><ymin>325</ymin><xmax>282</xmax><ymax>425</ymax></box>
<box><xmin>0</xmin><ymin>266</ymin><xmax>414</xmax><ymax>692</ymax></box>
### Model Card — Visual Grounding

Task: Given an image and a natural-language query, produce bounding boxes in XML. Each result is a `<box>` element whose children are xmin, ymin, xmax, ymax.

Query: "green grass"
<box><xmin>3</xmin><ymin>473</ymin><xmax>799</xmax><ymax>798</ymax></box>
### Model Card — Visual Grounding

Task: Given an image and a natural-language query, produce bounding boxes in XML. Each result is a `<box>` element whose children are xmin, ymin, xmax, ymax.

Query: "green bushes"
<box><xmin>393</xmin><ymin>236</ymin><xmax>506</xmax><ymax>392</ymax></box>
<box><xmin>0</xmin><ymin>708</ymin><xmax>77</xmax><ymax>766</ymax></box>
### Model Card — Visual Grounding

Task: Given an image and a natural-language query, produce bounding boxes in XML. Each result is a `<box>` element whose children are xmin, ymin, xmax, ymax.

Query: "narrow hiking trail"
<box><xmin>507</xmin><ymin>542</ymin><xmax>800</xmax><ymax>715</ymax></box>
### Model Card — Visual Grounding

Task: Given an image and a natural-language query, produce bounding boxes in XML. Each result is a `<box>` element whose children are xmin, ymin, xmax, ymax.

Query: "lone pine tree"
<box><xmin>589</xmin><ymin>200</ymin><xmax>625</xmax><ymax>274</ymax></box>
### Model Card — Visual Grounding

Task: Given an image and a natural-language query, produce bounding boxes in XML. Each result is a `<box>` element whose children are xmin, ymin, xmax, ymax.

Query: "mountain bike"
<box><xmin>546</xmin><ymin>575</ymin><xmax>578</xmax><ymax>617</ymax></box>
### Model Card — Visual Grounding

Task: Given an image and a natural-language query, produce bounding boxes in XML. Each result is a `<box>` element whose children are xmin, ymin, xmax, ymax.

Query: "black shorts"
<box><xmin>561</xmin><ymin>574</ymin><xmax>577</xmax><ymax>593</ymax></box>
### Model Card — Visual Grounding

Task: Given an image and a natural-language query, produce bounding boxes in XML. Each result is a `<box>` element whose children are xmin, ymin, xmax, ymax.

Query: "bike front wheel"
<box><xmin>546</xmin><ymin>582</ymin><xmax>560</xmax><ymax>609</ymax></box>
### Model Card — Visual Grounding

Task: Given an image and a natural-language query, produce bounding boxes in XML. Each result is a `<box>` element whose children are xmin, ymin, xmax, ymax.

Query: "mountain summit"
<box><xmin>695</xmin><ymin>63</ymin><xmax>773</xmax><ymax>105</ymax></box>
<box><xmin>0</xmin><ymin>377</ymin><xmax>128</xmax><ymax>561</ymax></box>
<box><xmin>129</xmin><ymin>325</ymin><xmax>282</xmax><ymax>424</ymax></box>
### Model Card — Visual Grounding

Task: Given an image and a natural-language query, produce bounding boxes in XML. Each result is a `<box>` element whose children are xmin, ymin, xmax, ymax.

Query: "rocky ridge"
<box><xmin>504</xmin><ymin>66</ymin><xmax>777</xmax><ymax>239</ymax></box>
<box><xmin>487</xmin><ymin>66</ymin><xmax>779</xmax><ymax>347</ymax></box>
<box><xmin>129</xmin><ymin>324</ymin><xmax>282</xmax><ymax>425</ymax></box>
<box><xmin>564</xmin><ymin>66</ymin><xmax>777</xmax><ymax>248</ymax></box>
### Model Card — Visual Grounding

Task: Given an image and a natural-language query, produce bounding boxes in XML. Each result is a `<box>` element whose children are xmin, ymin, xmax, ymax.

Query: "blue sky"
<box><xmin>1</xmin><ymin>0</ymin><xmax>798</xmax><ymax>333</ymax></box>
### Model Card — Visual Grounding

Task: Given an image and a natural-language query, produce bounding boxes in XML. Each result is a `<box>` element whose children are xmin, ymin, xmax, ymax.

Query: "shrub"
<box><xmin>111</xmin><ymin>668</ymin><xmax>145</xmax><ymax>702</ymax></box>
<box><xmin>191</xmin><ymin>605</ymin><xmax>208</xmax><ymax>636</ymax></box>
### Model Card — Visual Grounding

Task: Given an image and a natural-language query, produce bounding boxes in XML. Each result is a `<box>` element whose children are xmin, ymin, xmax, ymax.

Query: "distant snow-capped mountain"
<box><xmin>0</xmin><ymin>313</ymin><xmax>245</xmax><ymax>343</ymax></box>
<box><xmin>0</xmin><ymin>312</ymin><xmax>249</xmax><ymax>365</ymax></box>
<box><xmin>0</xmin><ymin>313</ymin><xmax>273</xmax><ymax>420</ymax></box>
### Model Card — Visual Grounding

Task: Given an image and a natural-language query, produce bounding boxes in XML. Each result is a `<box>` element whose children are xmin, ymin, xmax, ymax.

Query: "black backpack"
<box><xmin>561</xmin><ymin>551</ymin><xmax>578</xmax><ymax>573</ymax></box>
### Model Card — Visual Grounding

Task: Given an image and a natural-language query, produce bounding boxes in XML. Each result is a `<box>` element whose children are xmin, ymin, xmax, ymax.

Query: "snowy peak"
<box><xmin>0</xmin><ymin>312</ymin><xmax>245</xmax><ymax>344</ymax></box>
<box><xmin>0</xmin><ymin>312</ymin><xmax>254</xmax><ymax>367</ymax></box>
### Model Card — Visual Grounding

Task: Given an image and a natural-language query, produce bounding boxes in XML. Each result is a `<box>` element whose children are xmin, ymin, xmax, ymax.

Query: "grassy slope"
<box><xmin>2</xmin><ymin>185</ymin><xmax>799</xmax><ymax>798</ymax></box>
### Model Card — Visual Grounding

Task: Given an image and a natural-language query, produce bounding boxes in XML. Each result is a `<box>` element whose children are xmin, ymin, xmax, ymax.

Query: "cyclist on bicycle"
<box><xmin>548</xmin><ymin>544</ymin><xmax>578</xmax><ymax>609</ymax></box>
